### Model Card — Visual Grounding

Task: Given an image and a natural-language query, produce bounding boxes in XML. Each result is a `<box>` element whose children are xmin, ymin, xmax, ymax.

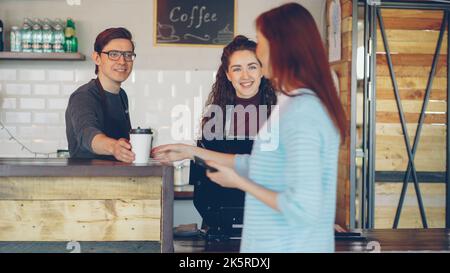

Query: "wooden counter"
<box><xmin>174</xmin><ymin>229</ymin><xmax>450</xmax><ymax>253</ymax></box>
<box><xmin>0</xmin><ymin>158</ymin><xmax>174</xmax><ymax>253</ymax></box>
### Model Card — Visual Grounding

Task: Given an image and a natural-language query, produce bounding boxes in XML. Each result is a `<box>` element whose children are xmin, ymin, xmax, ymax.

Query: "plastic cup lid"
<box><xmin>130</xmin><ymin>127</ymin><xmax>153</xmax><ymax>134</ymax></box>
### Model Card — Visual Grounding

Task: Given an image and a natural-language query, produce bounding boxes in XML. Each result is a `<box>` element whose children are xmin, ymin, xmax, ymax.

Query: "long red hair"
<box><xmin>256</xmin><ymin>3</ymin><xmax>347</xmax><ymax>141</ymax></box>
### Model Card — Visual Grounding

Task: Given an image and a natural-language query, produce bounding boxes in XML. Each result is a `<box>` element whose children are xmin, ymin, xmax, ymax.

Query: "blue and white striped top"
<box><xmin>234</xmin><ymin>88</ymin><xmax>340</xmax><ymax>253</ymax></box>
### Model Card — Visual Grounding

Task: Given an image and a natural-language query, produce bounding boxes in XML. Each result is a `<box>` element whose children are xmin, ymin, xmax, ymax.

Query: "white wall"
<box><xmin>0</xmin><ymin>0</ymin><xmax>327</xmax><ymax>157</ymax></box>
<box><xmin>0</xmin><ymin>0</ymin><xmax>326</xmax><ymax>70</ymax></box>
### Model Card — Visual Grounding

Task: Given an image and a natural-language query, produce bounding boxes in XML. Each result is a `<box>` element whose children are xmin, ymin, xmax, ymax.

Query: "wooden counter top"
<box><xmin>174</xmin><ymin>229</ymin><xmax>450</xmax><ymax>253</ymax></box>
<box><xmin>0</xmin><ymin>158</ymin><xmax>171</xmax><ymax>177</ymax></box>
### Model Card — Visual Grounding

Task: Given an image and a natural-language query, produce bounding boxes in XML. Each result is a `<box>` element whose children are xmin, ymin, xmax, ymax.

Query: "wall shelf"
<box><xmin>0</xmin><ymin>52</ymin><xmax>86</xmax><ymax>61</ymax></box>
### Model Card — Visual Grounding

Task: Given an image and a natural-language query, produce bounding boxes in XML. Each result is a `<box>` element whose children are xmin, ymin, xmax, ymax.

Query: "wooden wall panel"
<box><xmin>375</xmin><ymin>8</ymin><xmax>447</xmax><ymax>177</ymax></box>
<box><xmin>0</xmin><ymin>199</ymin><xmax>161</xmax><ymax>241</ymax></box>
<box><xmin>376</xmin><ymin>65</ymin><xmax>447</xmax><ymax>77</ymax></box>
<box><xmin>380</xmin><ymin>9</ymin><xmax>444</xmax><ymax>20</ymax></box>
<box><xmin>376</xmin><ymin>88</ymin><xmax>446</xmax><ymax>100</ymax></box>
<box><xmin>328</xmin><ymin>0</ymin><xmax>353</xmax><ymax>228</ymax></box>
<box><xmin>377</xmin><ymin>53</ymin><xmax>447</xmax><ymax>66</ymax></box>
<box><xmin>0</xmin><ymin>177</ymin><xmax>162</xmax><ymax>200</ymax></box>
<box><xmin>373</xmin><ymin>8</ymin><xmax>447</xmax><ymax>228</ymax></box>
<box><xmin>375</xmin><ymin>183</ymin><xmax>445</xmax><ymax>228</ymax></box>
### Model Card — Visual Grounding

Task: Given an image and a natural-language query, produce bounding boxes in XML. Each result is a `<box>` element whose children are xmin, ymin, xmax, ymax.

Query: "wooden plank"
<box><xmin>376</xmin><ymin>123</ymin><xmax>445</xmax><ymax>137</ymax></box>
<box><xmin>342</xmin><ymin>31</ymin><xmax>352</xmax><ymax>49</ymax></box>
<box><xmin>376</xmin><ymin>183</ymin><xmax>445</xmax><ymax>199</ymax></box>
<box><xmin>381</xmin><ymin>17</ymin><xmax>445</xmax><ymax>31</ymax></box>
<box><xmin>342</xmin><ymin>17</ymin><xmax>353</xmax><ymax>33</ymax></box>
<box><xmin>376</xmin><ymin>135</ymin><xmax>445</xmax><ymax>150</ymax></box>
<box><xmin>376</xmin><ymin>29</ymin><xmax>447</xmax><ymax>43</ymax></box>
<box><xmin>377</xmin><ymin>53</ymin><xmax>447</xmax><ymax>66</ymax></box>
<box><xmin>380</xmin><ymin>9</ymin><xmax>444</xmax><ymax>20</ymax></box>
<box><xmin>336</xmin><ymin>176</ymin><xmax>350</xmax><ymax>228</ymax></box>
<box><xmin>375</xmin><ymin>207</ymin><xmax>445</xmax><ymax>228</ymax></box>
<box><xmin>376</xmin><ymin>135</ymin><xmax>445</xmax><ymax>172</ymax></box>
<box><xmin>376</xmin><ymin>111</ymin><xmax>446</xmax><ymax>124</ymax></box>
<box><xmin>376</xmin><ymin>99</ymin><xmax>446</xmax><ymax>113</ymax></box>
<box><xmin>331</xmin><ymin>60</ymin><xmax>351</xmax><ymax>76</ymax></box>
<box><xmin>341</xmin><ymin>45</ymin><xmax>352</xmax><ymax>61</ymax></box>
<box><xmin>339</xmin><ymin>76</ymin><xmax>350</xmax><ymax>92</ymax></box>
<box><xmin>375</xmin><ymin>28</ymin><xmax>447</xmax><ymax>56</ymax></box>
<box><xmin>328</xmin><ymin>0</ymin><xmax>353</xmax><ymax>230</ymax></box>
<box><xmin>377</xmin><ymin>41</ymin><xmax>447</xmax><ymax>55</ymax></box>
<box><xmin>338</xmin><ymin>162</ymin><xmax>350</xmax><ymax>181</ymax></box>
<box><xmin>341</xmin><ymin>0</ymin><xmax>352</xmax><ymax>18</ymax></box>
<box><xmin>376</xmin><ymin>158</ymin><xmax>445</xmax><ymax>172</ymax></box>
<box><xmin>0</xmin><ymin>177</ymin><xmax>162</xmax><ymax>200</ymax></box>
<box><xmin>0</xmin><ymin>199</ymin><xmax>161</xmax><ymax>241</ymax></box>
<box><xmin>374</xmin><ymin>183</ymin><xmax>445</xmax><ymax>228</ymax></box>
<box><xmin>376</xmin><ymin>64</ymin><xmax>447</xmax><ymax>77</ymax></box>
<box><xmin>376</xmin><ymin>76</ymin><xmax>447</xmax><ymax>90</ymax></box>
<box><xmin>339</xmin><ymin>148</ymin><xmax>350</xmax><ymax>164</ymax></box>
<box><xmin>376</xmin><ymin>88</ymin><xmax>446</xmax><ymax>100</ymax></box>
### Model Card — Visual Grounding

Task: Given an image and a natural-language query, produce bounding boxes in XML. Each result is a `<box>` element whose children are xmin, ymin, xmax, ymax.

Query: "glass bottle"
<box><xmin>10</xmin><ymin>26</ymin><xmax>22</xmax><ymax>52</ymax></box>
<box><xmin>21</xmin><ymin>22</ymin><xmax>33</xmax><ymax>53</ymax></box>
<box><xmin>53</xmin><ymin>23</ymin><xmax>65</xmax><ymax>53</ymax></box>
<box><xmin>31</xmin><ymin>22</ymin><xmax>43</xmax><ymax>53</ymax></box>
<box><xmin>42</xmin><ymin>22</ymin><xmax>54</xmax><ymax>53</ymax></box>
<box><xmin>64</xmin><ymin>17</ymin><xmax>77</xmax><ymax>53</ymax></box>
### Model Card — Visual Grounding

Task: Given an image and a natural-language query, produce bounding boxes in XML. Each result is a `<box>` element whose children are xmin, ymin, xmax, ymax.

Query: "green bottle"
<box><xmin>64</xmin><ymin>18</ymin><xmax>77</xmax><ymax>52</ymax></box>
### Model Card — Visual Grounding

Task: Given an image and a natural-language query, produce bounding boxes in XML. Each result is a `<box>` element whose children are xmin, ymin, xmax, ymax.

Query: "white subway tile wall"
<box><xmin>0</xmin><ymin>69</ymin><xmax>17</xmax><ymax>81</ymax></box>
<box><xmin>47</xmin><ymin>70</ymin><xmax>74</xmax><ymax>82</ymax></box>
<box><xmin>1</xmin><ymin>98</ymin><xmax>17</xmax><ymax>109</ymax></box>
<box><xmin>6</xmin><ymin>83</ymin><xmax>31</xmax><ymax>95</ymax></box>
<box><xmin>0</xmin><ymin>69</ymin><xmax>215</xmax><ymax>157</ymax></box>
<box><xmin>20</xmin><ymin>98</ymin><xmax>46</xmax><ymax>109</ymax></box>
<box><xmin>34</xmin><ymin>84</ymin><xmax>60</xmax><ymax>96</ymax></box>
<box><xmin>18</xmin><ymin>70</ymin><xmax>46</xmax><ymax>81</ymax></box>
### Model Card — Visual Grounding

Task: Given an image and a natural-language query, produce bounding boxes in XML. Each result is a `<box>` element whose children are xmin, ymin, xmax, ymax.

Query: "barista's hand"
<box><xmin>151</xmin><ymin>144</ymin><xmax>193</xmax><ymax>165</ymax></box>
<box><xmin>205</xmin><ymin>160</ymin><xmax>243</xmax><ymax>189</ymax></box>
<box><xmin>113</xmin><ymin>138</ymin><xmax>135</xmax><ymax>163</ymax></box>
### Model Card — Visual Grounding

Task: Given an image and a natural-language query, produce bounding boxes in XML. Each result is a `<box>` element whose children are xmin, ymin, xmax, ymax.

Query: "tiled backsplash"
<box><xmin>0</xmin><ymin>68</ymin><xmax>215</xmax><ymax>157</ymax></box>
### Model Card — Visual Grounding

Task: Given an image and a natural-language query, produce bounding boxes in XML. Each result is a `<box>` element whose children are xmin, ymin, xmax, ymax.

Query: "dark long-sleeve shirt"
<box><xmin>65</xmin><ymin>79</ymin><xmax>131</xmax><ymax>160</ymax></box>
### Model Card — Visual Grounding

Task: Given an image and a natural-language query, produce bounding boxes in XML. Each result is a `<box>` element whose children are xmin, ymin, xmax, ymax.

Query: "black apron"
<box><xmin>189</xmin><ymin>137</ymin><xmax>252</xmax><ymax>235</ymax></box>
<box><xmin>95</xmin><ymin>78</ymin><xmax>132</xmax><ymax>160</ymax></box>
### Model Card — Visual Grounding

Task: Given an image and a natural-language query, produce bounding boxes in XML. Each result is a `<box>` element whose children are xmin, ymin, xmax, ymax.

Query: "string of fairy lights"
<box><xmin>0</xmin><ymin>120</ymin><xmax>57</xmax><ymax>158</ymax></box>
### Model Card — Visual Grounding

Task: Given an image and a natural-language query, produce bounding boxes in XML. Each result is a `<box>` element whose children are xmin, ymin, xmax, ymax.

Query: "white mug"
<box><xmin>130</xmin><ymin>127</ymin><xmax>153</xmax><ymax>164</ymax></box>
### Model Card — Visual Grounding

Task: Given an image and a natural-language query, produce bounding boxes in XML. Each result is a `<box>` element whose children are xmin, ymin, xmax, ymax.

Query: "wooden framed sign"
<box><xmin>154</xmin><ymin>0</ymin><xmax>236</xmax><ymax>46</ymax></box>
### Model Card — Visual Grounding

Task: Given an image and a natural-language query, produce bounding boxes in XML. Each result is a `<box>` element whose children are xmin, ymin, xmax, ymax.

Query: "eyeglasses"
<box><xmin>100</xmin><ymin>50</ymin><xmax>136</xmax><ymax>62</ymax></box>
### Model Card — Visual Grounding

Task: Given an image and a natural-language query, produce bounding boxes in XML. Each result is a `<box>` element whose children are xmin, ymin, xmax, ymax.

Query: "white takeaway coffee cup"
<box><xmin>130</xmin><ymin>127</ymin><xmax>153</xmax><ymax>164</ymax></box>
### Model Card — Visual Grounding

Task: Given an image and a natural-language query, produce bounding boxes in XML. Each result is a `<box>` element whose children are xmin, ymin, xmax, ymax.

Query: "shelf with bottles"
<box><xmin>0</xmin><ymin>51</ymin><xmax>85</xmax><ymax>60</ymax></box>
<box><xmin>0</xmin><ymin>17</ymin><xmax>82</xmax><ymax>61</ymax></box>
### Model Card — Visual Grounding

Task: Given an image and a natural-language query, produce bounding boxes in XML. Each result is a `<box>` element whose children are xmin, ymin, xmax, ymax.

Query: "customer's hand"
<box><xmin>334</xmin><ymin>224</ymin><xmax>347</xmax><ymax>233</ymax></box>
<box><xmin>151</xmin><ymin>144</ymin><xmax>193</xmax><ymax>165</ymax></box>
<box><xmin>205</xmin><ymin>160</ymin><xmax>243</xmax><ymax>189</ymax></box>
<box><xmin>113</xmin><ymin>138</ymin><xmax>135</xmax><ymax>163</ymax></box>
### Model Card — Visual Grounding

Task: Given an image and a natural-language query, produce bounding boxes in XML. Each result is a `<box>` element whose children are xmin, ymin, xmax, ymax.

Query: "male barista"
<box><xmin>65</xmin><ymin>27</ymin><xmax>136</xmax><ymax>162</ymax></box>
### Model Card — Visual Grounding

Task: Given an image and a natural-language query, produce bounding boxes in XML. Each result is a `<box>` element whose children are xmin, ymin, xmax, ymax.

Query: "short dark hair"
<box><xmin>94</xmin><ymin>27</ymin><xmax>135</xmax><ymax>74</ymax></box>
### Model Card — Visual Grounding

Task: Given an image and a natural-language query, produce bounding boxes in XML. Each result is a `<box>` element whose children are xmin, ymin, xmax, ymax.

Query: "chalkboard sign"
<box><xmin>154</xmin><ymin>0</ymin><xmax>236</xmax><ymax>46</ymax></box>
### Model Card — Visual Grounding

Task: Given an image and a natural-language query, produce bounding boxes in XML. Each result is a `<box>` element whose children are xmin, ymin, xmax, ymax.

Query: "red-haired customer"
<box><xmin>152</xmin><ymin>3</ymin><xmax>346</xmax><ymax>252</ymax></box>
